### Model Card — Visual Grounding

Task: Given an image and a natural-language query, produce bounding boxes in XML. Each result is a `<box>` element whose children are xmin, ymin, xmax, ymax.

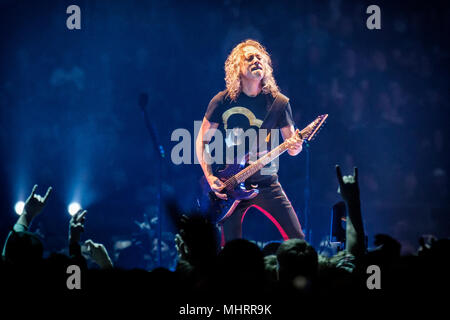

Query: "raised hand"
<box><xmin>336</xmin><ymin>165</ymin><xmax>365</xmax><ymax>256</ymax></box>
<box><xmin>23</xmin><ymin>184</ymin><xmax>52</xmax><ymax>220</ymax></box>
<box><xmin>69</xmin><ymin>209</ymin><xmax>87</xmax><ymax>244</ymax></box>
<box><xmin>336</xmin><ymin>165</ymin><xmax>360</xmax><ymax>203</ymax></box>
<box><xmin>418</xmin><ymin>234</ymin><xmax>437</xmax><ymax>256</ymax></box>
<box><xmin>175</xmin><ymin>233</ymin><xmax>188</xmax><ymax>260</ymax></box>
<box><xmin>17</xmin><ymin>184</ymin><xmax>52</xmax><ymax>228</ymax></box>
<box><xmin>84</xmin><ymin>239</ymin><xmax>113</xmax><ymax>269</ymax></box>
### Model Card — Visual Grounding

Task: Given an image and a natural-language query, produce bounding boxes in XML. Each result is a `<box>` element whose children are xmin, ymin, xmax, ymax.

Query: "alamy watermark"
<box><xmin>366</xmin><ymin>5</ymin><xmax>381</xmax><ymax>30</ymax></box>
<box><xmin>366</xmin><ymin>264</ymin><xmax>381</xmax><ymax>289</ymax></box>
<box><xmin>66</xmin><ymin>264</ymin><xmax>81</xmax><ymax>289</ymax></box>
<box><xmin>66</xmin><ymin>4</ymin><xmax>380</xmax><ymax>31</ymax></box>
<box><xmin>171</xmin><ymin>121</ymin><xmax>282</xmax><ymax>176</ymax></box>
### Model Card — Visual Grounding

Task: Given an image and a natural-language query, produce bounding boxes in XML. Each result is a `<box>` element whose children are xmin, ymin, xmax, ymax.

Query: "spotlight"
<box><xmin>68</xmin><ymin>202</ymin><xmax>81</xmax><ymax>216</ymax></box>
<box><xmin>14</xmin><ymin>201</ymin><xmax>25</xmax><ymax>215</ymax></box>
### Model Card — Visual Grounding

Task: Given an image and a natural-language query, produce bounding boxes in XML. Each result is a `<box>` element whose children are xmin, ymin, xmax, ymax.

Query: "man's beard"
<box><xmin>251</xmin><ymin>69</ymin><xmax>263</xmax><ymax>79</ymax></box>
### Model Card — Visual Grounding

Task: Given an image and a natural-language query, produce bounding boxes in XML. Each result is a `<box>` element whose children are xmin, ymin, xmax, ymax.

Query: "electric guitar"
<box><xmin>201</xmin><ymin>114</ymin><xmax>328</xmax><ymax>223</ymax></box>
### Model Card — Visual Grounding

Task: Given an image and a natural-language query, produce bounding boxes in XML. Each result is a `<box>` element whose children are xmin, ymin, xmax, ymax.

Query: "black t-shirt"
<box><xmin>204</xmin><ymin>90</ymin><xmax>294</xmax><ymax>185</ymax></box>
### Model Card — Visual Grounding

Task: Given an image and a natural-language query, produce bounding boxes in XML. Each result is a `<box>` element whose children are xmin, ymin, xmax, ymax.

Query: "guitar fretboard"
<box><xmin>222</xmin><ymin>114</ymin><xmax>327</xmax><ymax>190</ymax></box>
<box><xmin>223</xmin><ymin>132</ymin><xmax>304</xmax><ymax>190</ymax></box>
<box><xmin>234</xmin><ymin>142</ymin><xmax>289</xmax><ymax>184</ymax></box>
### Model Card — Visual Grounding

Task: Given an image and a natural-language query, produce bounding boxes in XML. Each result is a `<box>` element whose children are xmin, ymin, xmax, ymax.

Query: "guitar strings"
<box><xmin>220</xmin><ymin>116</ymin><xmax>324</xmax><ymax>190</ymax></box>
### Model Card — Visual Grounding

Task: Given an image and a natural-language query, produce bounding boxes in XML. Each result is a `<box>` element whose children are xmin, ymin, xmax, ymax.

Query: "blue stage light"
<box><xmin>68</xmin><ymin>202</ymin><xmax>81</xmax><ymax>216</ymax></box>
<box><xmin>14</xmin><ymin>201</ymin><xmax>25</xmax><ymax>215</ymax></box>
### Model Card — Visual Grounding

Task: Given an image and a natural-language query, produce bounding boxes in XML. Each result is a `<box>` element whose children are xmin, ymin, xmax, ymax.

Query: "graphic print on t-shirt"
<box><xmin>222</xmin><ymin>106</ymin><xmax>263</xmax><ymax>149</ymax></box>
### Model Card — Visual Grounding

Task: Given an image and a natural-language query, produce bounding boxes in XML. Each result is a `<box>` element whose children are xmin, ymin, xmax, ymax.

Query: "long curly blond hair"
<box><xmin>224</xmin><ymin>39</ymin><xmax>280</xmax><ymax>101</ymax></box>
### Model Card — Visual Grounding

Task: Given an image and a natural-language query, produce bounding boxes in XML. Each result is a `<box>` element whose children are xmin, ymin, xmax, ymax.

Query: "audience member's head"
<box><xmin>262</xmin><ymin>241</ymin><xmax>281</xmax><ymax>256</ymax></box>
<box><xmin>276</xmin><ymin>239</ymin><xmax>318</xmax><ymax>285</ymax></box>
<box><xmin>364</xmin><ymin>234</ymin><xmax>402</xmax><ymax>266</ymax></box>
<box><xmin>217</xmin><ymin>239</ymin><xmax>265</xmax><ymax>292</ymax></box>
<box><xmin>263</xmin><ymin>254</ymin><xmax>278</xmax><ymax>284</ymax></box>
<box><xmin>2</xmin><ymin>231</ymin><xmax>43</xmax><ymax>266</ymax></box>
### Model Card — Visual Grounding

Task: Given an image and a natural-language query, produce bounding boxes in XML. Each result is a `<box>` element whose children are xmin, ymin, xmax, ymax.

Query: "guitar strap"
<box><xmin>261</xmin><ymin>92</ymin><xmax>289</xmax><ymax>131</ymax></box>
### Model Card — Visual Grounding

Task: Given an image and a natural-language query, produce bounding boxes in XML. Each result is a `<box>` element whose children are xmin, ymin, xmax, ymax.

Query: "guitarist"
<box><xmin>196</xmin><ymin>39</ymin><xmax>305</xmax><ymax>243</ymax></box>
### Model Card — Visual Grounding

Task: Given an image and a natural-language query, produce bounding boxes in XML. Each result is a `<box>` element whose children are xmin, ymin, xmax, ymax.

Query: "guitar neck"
<box><xmin>221</xmin><ymin>114</ymin><xmax>327</xmax><ymax>190</ymax></box>
<box><xmin>232</xmin><ymin>139</ymin><xmax>291</xmax><ymax>185</ymax></box>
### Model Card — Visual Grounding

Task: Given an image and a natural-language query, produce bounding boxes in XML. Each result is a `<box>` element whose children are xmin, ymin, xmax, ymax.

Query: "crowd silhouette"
<box><xmin>1</xmin><ymin>165</ymin><xmax>446</xmax><ymax>313</ymax></box>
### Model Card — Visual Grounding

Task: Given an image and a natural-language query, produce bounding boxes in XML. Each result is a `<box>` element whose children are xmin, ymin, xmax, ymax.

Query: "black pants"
<box><xmin>220</xmin><ymin>181</ymin><xmax>305</xmax><ymax>244</ymax></box>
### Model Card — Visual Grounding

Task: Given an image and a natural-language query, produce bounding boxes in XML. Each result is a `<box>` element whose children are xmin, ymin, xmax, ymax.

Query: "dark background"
<box><xmin>0</xmin><ymin>0</ymin><xmax>448</xmax><ymax>267</ymax></box>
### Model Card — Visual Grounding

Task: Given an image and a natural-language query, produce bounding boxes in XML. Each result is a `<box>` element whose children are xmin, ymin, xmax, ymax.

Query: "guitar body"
<box><xmin>201</xmin><ymin>163</ymin><xmax>259</xmax><ymax>223</ymax></box>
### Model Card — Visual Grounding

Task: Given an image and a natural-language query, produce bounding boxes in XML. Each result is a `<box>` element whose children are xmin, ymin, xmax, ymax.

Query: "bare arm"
<box><xmin>195</xmin><ymin>117</ymin><xmax>227</xmax><ymax>199</ymax></box>
<box><xmin>2</xmin><ymin>184</ymin><xmax>52</xmax><ymax>260</ymax></box>
<box><xmin>195</xmin><ymin>117</ymin><xmax>218</xmax><ymax>181</ymax></box>
<box><xmin>281</xmin><ymin>125</ymin><xmax>303</xmax><ymax>156</ymax></box>
<box><xmin>336</xmin><ymin>165</ymin><xmax>365</xmax><ymax>257</ymax></box>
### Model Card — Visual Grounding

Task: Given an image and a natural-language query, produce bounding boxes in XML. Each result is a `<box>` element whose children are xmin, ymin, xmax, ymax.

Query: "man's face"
<box><xmin>240</xmin><ymin>46</ymin><xmax>265</xmax><ymax>81</ymax></box>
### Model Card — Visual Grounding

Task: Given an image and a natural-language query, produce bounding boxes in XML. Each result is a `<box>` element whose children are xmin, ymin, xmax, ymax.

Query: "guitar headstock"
<box><xmin>299</xmin><ymin>114</ymin><xmax>328</xmax><ymax>141</ymax></box>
